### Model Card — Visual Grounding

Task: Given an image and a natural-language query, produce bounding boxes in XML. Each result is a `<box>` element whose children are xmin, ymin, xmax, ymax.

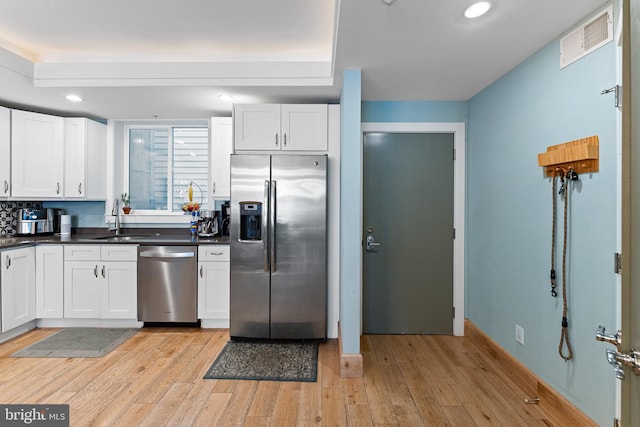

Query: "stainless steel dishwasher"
<box><xmin>137</xmin><ymin>246</ymin><xmax>197</xmax><ymax>323</ymax></box>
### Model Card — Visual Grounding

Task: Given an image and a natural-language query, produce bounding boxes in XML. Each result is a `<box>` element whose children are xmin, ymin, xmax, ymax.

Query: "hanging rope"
<box><xmin>558</xmin><ymin>171</ymin><xmax>574</xmax><ymax>361</ymax></box>
<box><xmin>550</xmin><ymin>170</ymin><xmax>559</xmax><ymax>298</ymax></box>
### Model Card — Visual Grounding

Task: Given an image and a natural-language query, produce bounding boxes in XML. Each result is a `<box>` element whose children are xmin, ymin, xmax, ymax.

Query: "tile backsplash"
<box><xmin>0</xmin><ymin>201</ymin><xmax>42</xmax><ymax>236</ymax></box>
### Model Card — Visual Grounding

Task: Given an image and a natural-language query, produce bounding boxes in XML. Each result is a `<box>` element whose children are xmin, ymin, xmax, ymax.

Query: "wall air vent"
<box><xmin>560</xmin><ymin>5</ymin><xmax>613</xmax><ymax>69</ymax></box>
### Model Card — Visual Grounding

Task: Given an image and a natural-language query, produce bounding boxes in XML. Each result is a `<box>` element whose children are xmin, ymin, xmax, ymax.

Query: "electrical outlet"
<box><xmin>516</xmin><ymin>325</ymin><xmax>525</xmax><ymax>345</ymax></box>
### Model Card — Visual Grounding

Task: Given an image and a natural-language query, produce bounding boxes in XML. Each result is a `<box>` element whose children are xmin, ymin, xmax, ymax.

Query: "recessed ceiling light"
<box><xmin>464</xmin><ymin>1</ymin><xmax>491</xmax><ymax>19</ymax></box>
<box><xmin>218</xmin><ymin>94</ymin><xmax>234</xmax><ymax>102</ymax></box>
<box><xmin>65</xmin><ymin>94</ymin><xmax>83</xmax><ymax>102</ymax></box>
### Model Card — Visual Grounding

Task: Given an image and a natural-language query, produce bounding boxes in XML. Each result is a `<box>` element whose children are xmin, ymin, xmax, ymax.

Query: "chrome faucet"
<box><xmin>110</xmin><ymin>199</ymin><xmax>121</xmax><ymax>235</ymax></box>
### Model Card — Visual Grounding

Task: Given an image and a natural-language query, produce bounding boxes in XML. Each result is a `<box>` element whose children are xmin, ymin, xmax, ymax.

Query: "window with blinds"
<box><xmin>128</xmin><ymin>126</ymin><xmax>209</xmax><ymax>213</ymax></box>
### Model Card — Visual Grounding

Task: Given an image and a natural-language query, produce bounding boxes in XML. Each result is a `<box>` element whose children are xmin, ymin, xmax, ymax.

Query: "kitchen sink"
<box><xmin>91</xmin><ymin>234</ymin><xmax>150</xmax><ymax>242</ymax></box>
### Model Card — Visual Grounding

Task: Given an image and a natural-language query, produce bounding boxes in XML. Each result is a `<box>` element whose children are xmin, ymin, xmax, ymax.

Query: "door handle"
<box><xmin>365</xmin><ymin>235</ymin><xmax>381</xmax><ymax>252</ymax></box>
<box><xmin>263</xmin><ymin>180</ymin><xmax>270</xmax><ymax>272</ymax></box>
<box><xmin>270</xmin><ymin>180</ymin><xmax>277</xmax><ymax>272</ymax></box>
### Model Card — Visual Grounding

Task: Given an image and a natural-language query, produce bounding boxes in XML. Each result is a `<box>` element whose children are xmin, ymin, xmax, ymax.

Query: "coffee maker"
<box><xmin>198</xmin><ymin>209</ymin><xmax>219</xmax><ymax>237</ymax></box>
<box><xmin>220</xmin><ymin>201</ymin><xmax>230</xmax><ymax>236</ymax></box>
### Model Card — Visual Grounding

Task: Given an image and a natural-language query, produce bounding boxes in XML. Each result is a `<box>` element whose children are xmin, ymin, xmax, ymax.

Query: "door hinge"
<box><xmin>453</xmin><ymin>307</ymin><xmax>455</xmax><ymax>318</ymax></box>
<box><xmin>614</xmin><ymin>417</ymin><xmax>621</xmax><ymax>427</ymax></box>
<box><xmin>615</xmin><ymin>252</ymin><xmax>622</xmax><ymax>274</ymax></box>
<box><xmin>601</xmin><ymin>85</ymin><xmax>622</xmax><ymax>108</ymax></box>
<box><xmin>453</xmin><ymin>228</ymin><xmax>456</xmax><ymax>239</ymax></box>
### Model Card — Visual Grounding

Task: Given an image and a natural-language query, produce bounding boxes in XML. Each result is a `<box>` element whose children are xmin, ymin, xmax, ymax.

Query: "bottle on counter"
<box><xmin>190</xmin><ymin>211</ymin><xmax>199</xmax><ymax>235</ymax></box>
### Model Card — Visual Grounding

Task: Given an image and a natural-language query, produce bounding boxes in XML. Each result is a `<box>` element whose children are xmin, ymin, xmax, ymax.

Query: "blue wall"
<box><xmin>467</xmin><ymin>38</ymin><xmax>617</xmax><ymax>424</ymax></box>
<box><xmin>359</xmin><ymin>36</ymin><xmax>616</xmax><ymax>427</ymax></box>
<box><xmin>339</xmin><ymin>69</ymin><xmax>363</xmax><ymax>354</ymax></box>
<box><xmin>363</xmin><ymin>101</ymin><xmax>467</xmax><ymax>123</ymax></box>
<box><xmin>42</xmin><ymin>201</ymin><xmax>105</xmax><ymax>228</ymax></box>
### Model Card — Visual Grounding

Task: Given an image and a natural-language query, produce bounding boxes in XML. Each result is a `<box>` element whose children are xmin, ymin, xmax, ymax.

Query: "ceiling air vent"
<box><xmin>560</xmin><ymin>5</ymin><xmax>613</xmax><ymax>69</ymax></box>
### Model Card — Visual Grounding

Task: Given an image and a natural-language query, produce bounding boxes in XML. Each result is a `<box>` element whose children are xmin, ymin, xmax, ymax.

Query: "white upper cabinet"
<box><xmin>210</xmin><ymin>117</ymin><xmax>233</xmax><ymax>200</ymax></box>
<box><xmin>11</xmin><ymin>110</ymin><xmax>65</xmax><ymax>198</ymax></box>
<box><xmin>0</xmin><ymin>107</ymin><xmax>10</xmax><ymax>198</ymax></box>
<box><xmin>281</xmin><ymin>104</ymin><xmax>328</xmax><ymax>151</ymax></box>
<box><xmin>234</xmin><ymin>104</ymin><xmax>328</xmax><ymax>151</ymax></box>
<box><xmin>64</xmin><ymin>118</ymin><xmax>107</xmax><ymax>199</ymax></box>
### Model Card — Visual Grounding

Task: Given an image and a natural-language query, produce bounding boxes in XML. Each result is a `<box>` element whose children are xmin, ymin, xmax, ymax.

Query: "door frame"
<box><xmin>361</xmin><ymin>122</ymin><xmax>465</xmax><ymax>336</ymax></box>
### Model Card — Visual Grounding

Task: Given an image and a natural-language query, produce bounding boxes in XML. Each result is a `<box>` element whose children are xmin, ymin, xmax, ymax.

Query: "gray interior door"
<box><xmin>363</xmin><ymin>132</ymin><xmax>454</xmax><ymax>334</ymax></box>
<box><xmin>621</xmin><ymin>0</ymin><xmax>640</xmax><ymax>423</ymax></box>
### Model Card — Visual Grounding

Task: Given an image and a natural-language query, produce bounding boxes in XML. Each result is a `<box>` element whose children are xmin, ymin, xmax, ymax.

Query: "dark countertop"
<box><xmin>0</xmin><ymin>228</ymin><xmax>230</xmax><ymax>250</ymax></box>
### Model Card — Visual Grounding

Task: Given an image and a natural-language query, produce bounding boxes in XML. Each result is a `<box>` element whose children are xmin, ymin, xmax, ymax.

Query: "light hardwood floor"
<box><xmin>0</xmin><ymin>327</ymin><xmax>576</xmax><ymax>426</ymax></box>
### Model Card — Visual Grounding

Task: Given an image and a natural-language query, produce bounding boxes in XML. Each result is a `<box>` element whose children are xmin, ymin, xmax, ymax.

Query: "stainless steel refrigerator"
<box><xmin>230</xmin><ymin>154</ymin><xmax>327</xmax><ymax>340</ymax></box>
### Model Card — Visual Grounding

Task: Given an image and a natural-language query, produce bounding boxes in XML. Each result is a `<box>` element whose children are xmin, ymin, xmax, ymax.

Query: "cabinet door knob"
<box><xmin>5</xmin><ymin>255</ymin><xmax>10</xmax><ymax>269</ymax></box>
<box><xmin>3</xmin><ymin>180</ymin><xmax>8</xmax><ymax>194</ymax></box>
<box><xmin>56</xmin><ymin>182</ymin><xmax>60</xmax><ymax>194</ymax></box>
<box><xmin>275</xmin><ymin>133</ymin><xmax>278</xmax><ymax>146</ymax></box>
<box><xmin>94</xmin><ymin>265</ymin><xmax>98</xmax><ymax>277</ymax></box>
<box><xmin>212</xmin><ymin>182</ymin><xmax>216</xmax><ymax>194</ymax></box>
<box><xmin>102</xmin><ymin>265</ymin><xmax>106</xmax><ymax>278</ymax></box>
<box><xmin>284</xmin><ymin>133</ymin><xmax>287</xmax><ymax>146</ymax></box>
<box><xmin>200</xmin><ymin>265</ymin><xmax>204</xmax><ymax>278</ymax></box>
<box><xmin>78</xmin><ymin>183</ymin><xmax>82</xmax><ymax>194</ymax></box>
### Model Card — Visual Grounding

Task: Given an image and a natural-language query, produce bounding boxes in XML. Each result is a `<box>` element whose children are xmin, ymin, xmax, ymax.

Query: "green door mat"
<box><xmin>11</xmin><ymin>328</ymin><xmax>137</xmax><ymax>358</ymax></box>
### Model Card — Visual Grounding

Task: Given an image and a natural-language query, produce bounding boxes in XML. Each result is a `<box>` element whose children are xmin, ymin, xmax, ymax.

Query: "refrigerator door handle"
<box><xmin>263</xmin><ymin>180</ymin><xmax>270</xmax><ymax>272</ymax></box>
<box><xmin>270</xmin><ymin>180</ymin><xmax>277</xmax><ymax>272</ymax></box>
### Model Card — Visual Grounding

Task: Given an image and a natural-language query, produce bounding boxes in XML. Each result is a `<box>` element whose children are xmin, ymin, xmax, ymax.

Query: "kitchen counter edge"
<box><xmin>0</xmin><ymin>231</ymin><xmax>229</xmax><ymax>250</ymax></box>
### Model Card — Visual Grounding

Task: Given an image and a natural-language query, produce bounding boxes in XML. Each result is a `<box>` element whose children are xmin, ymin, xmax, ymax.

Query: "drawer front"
<box><xmin>101</xmin><ymin>245</ymin><xmax>138</xmax><ymax>261</ymax></box>
<box><xmin>198</xmin><ymin>245</ymin><xmax>230</xmax><ymax>262</ymax></box>
<box><xmin>64</xmin><ymin>245</ymin><xmax>101</xmax><ymax>260</ymax></box>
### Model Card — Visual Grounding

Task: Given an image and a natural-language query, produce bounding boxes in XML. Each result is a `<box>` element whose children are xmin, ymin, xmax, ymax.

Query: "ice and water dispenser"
<box><xmin>239</xmin><ymin>202</ymin><xmax>262</xmax><ymax>241</ymax></box>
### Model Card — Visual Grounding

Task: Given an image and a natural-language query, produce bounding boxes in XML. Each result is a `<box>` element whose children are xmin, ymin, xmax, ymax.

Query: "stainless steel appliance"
<box><xmin>137</xmin><ymin>246</ymin><xmax>197</xmax><ymax>322</ymax></box>
<box><xmin>230</xmin><ymin>154</ymin><xmax>327</xmax><ymax>340</ymax></box>
<box><xmin>220</xmin><ymin>202</ymin><xmax>230</xmax><ymax>236</ymax></box>
<box><xmin>16</xmin><ymin>208</ymin><xmax>63</xmax><ymax>235</ymax></box>
<box><xmin>198</xmin><ymin>209</ymin><xmax>219</xmax><ymax>237</ymax></box>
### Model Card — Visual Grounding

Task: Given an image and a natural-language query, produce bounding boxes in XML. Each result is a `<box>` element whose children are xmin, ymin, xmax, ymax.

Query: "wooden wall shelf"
<box><xmin>537</xmin><ymin>135</ymin><xmax>599</xmax><ymax>177</ymax></box>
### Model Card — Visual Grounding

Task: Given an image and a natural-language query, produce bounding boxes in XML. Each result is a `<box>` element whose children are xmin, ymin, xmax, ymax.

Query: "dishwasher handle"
<box><xmin>139</xmin><ymin>252</ymin><xmax>195</xmax><ymax>258</ymax></box>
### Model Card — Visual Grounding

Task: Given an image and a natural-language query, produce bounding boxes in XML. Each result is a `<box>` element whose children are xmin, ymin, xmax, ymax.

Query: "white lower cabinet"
<box><xmin>198</xmin><ymin>246</ymin><xmax>230</xmax><ymax>326</ymax></box>
<box><xmin>63</xmin><ymin>245</ymin><xmax>137</xmax><ymax>319</ymax></box>
<box><xmin>1</xmin><ymin>247</ymin><xmax>36</xmax><ymax>332</ymax></box>
<box><xmin>100</xmin><ymin>262</ymin><xmax>137</xmax><ymax>319</ymax></box>
<box><xmin>64</xmin><ymin>261</ymin><xmax>101</xmax><ymax>318</ymax></box>
<box><xmin>36</xmin><ymin>245</ymin><xmax>64</xmax><ymax>318</ymax></box>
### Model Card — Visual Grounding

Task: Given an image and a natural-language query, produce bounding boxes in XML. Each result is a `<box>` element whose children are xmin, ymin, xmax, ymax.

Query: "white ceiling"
<box><xmin>0</xmin><ymin>0</ymin><xmax>610</xmax><ymax>120</ymax></box>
